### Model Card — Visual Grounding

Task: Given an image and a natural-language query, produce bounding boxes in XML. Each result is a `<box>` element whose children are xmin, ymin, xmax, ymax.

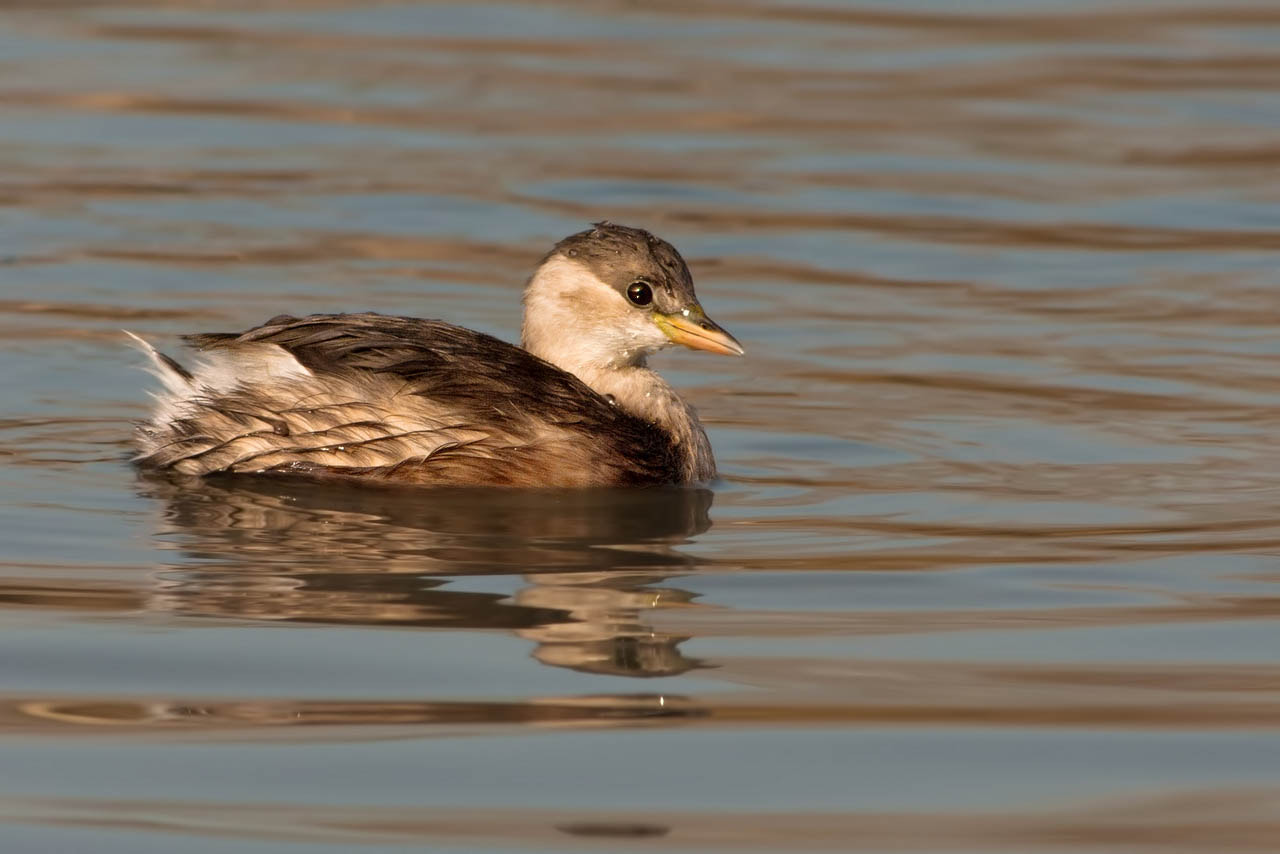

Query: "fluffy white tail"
<box><xmin>123</xmin><ymin>330</ymin><xmax>194</xmax><ymax>396</ymax></box>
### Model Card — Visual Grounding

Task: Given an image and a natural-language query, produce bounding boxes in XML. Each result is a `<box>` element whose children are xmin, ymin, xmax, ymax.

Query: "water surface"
<box><xmin>2</xmin><ymin>1</ymin><xmax>1279</xmax><ymax>851</ymax></box>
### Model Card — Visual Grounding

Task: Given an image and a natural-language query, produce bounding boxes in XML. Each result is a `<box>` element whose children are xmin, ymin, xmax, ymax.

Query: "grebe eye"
<box><xmin>626</xmin><ymin>281</ymin><xmax>653</xmax><ymax>306</ymax></box>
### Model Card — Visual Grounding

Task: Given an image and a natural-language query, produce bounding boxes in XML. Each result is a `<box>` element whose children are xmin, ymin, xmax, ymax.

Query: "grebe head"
<box><xmin>521</xmin><ymin>222</ymin><xmax>744</xmax><ymax>374</ymax></box>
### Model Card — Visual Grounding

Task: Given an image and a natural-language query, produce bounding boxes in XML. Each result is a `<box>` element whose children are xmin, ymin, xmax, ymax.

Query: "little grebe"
<box><xmin>129</xmin><ymin>223</ymin><xmax>744</xmax><ymax>486</ymax></box>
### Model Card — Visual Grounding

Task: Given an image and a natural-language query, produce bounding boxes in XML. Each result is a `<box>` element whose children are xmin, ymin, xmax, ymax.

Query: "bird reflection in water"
<box><xmin>139</xmin><ymin>474</ymin><xmax>713</xmax><ymax>677</ymax></box>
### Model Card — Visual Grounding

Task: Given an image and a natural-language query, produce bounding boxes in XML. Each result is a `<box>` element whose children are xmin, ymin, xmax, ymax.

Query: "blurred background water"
<box><xmin>2</xmin><ymin>1</ymin><xmax>1280</xmax><ymax>851</ymax></box>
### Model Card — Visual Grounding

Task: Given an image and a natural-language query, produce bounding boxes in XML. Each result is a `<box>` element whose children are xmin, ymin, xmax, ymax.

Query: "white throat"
<box><xmin>519</xmin><ymin>254</ymin><xmax>714</xmax><ymax>480</ymax></box>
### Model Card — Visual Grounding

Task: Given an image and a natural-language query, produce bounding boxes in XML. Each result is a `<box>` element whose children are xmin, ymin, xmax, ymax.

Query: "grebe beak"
<box><xmin>655</xmin><ymin>306</ymin><xmax>745</xmax><ymax>357</ymax></box>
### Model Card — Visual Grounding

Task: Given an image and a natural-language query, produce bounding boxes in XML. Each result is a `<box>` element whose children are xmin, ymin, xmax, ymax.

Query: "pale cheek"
<box><xmin>627</xmin><ymin>316</ymin><xmax>673</xmax><ymax>350</ymax></box>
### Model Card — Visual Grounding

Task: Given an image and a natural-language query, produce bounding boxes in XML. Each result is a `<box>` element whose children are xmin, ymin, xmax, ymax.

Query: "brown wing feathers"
<box><xmin>139</xmin><ymin>314</ymin><xmax>682</xmax><ymax>486</ymax></box>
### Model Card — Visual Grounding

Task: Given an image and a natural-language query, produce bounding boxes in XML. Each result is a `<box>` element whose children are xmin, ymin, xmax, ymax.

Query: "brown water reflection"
<box><xmin>140</xmin><ymin>476</ymin><xmax>708</xmax><ymax>675</ymax></box>
<box><xmin>0</xmin><ymin>474</ymin><xmax>1275</xmax><ymax>744</ymax></box>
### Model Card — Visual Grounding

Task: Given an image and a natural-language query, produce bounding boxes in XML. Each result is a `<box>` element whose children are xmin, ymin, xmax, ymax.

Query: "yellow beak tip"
<box><xmin>657</xmin><ymin>313</ymin><xmax>745</xmax><ymax>357</ymax></box>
